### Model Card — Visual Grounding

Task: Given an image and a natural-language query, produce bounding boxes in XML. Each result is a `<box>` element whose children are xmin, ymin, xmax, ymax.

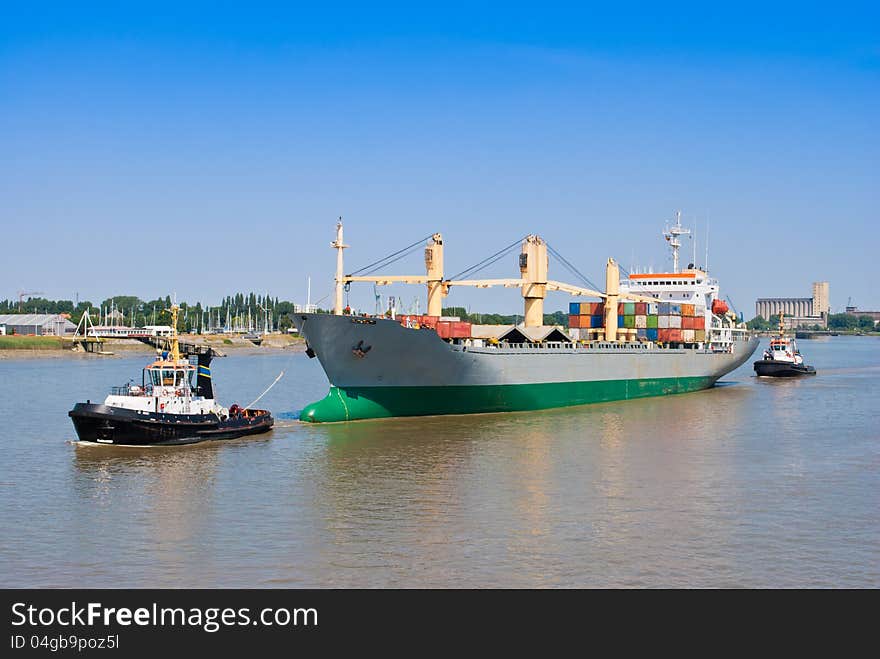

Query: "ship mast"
<box><xmin>332</xmin><ymin>218</ymin><xmax>349</xmax><ymax>315</ymax></box>
<box><xmin>663</xmin><ymin>210</ymin><xmax>690</xmax><ymax>273</ymax></box>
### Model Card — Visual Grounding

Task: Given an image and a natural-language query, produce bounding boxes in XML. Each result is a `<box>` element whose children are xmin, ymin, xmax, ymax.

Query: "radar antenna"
<box><xmin>663</xmin><ymin>210</ymin><xmax>691</xmax><ymax>273</ymax></box>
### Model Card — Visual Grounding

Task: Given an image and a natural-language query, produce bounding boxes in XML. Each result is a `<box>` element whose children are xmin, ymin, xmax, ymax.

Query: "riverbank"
<box><xmin>0</xmin><ymin>333</ymin><xmax>306</xmax><ymax>360</ymax></box>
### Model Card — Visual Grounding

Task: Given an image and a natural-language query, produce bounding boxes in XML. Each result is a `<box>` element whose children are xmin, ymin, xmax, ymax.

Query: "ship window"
<box><xmin>161</xmin><ymin>369</ymin><xmax>174</xmax><ymax>386</ymax></box>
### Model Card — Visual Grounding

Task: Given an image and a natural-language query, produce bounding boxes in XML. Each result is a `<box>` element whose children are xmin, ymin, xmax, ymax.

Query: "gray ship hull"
<box><xmin>293</xmin><ymin>313</ymin><xmax>758</xmax><ymax>422</ymax></box>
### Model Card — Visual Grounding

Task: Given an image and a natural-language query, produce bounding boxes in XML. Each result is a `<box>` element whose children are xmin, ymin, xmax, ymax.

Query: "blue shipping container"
<box><xmin>617</xmin><ymin>315</ymin><xmax>624</xmax><ymax>328</ymax></box>
<box><xmin>646</xmin><ymin>328</ymin><xmax>659</xmax><ymax>341</ymax></box>
<box><xmin>636</xmin><ymin>328</ymin><xmax>647</xmax><ymax>338</ymax></box>
<box><xmin>569</xmin><ymin>302</ymin><xmax>580</xmax><ymax>315</ymax></box>
<box><xmin>669</xmin><ymin>303</ymin><xmax>682</xmax><ymax>314</ymax></box>
<box><xmin>591</xmin><ymin>315</ymin><xmax>604</xmax><ymax>328</ymax></box>
<box><xmin>659</xmin><ymin>302</ymin><xmax>671</xmax><ymax>314</ymax></box>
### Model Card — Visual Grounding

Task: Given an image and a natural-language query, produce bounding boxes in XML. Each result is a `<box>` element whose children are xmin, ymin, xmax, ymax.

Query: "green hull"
<box><xmin>299</xmin><ymin>376</ymin><xmax>717</xmax><ymax>423</ymax></box>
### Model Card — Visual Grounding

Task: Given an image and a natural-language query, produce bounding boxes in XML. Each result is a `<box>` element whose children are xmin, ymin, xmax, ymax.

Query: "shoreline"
<box><xmin>0</xmin><ymin>334</ymin><xmax>307</xmax><ymax>360</ymax></box>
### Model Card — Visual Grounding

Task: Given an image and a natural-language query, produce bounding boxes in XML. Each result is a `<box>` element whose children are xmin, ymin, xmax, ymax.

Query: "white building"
<box><xmin>0</xmin><ymin>314</ymin><xmax>77</xmax><ymax>336</ymax></box>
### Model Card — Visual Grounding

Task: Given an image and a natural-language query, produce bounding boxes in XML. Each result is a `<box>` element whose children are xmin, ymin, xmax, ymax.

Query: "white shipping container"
<box><xmin>682</xmin><ymin>329</ymin><xmax>695</xmax><ymax>342</ymax></box>
<box><xmin>668</xmin><ymin>315</ymin><xmax>682</xmax><ymax>328</ymax></box>
<box><xmin>647</xmin><ymin>303</ymin><xmax>659</xmax><ymax>315</ymax></box>
<box><xmin>635</xmin><ymin>315</ymin><xmax>647</xmax><ymax>328</ymax></box>
<box><xmin>658</xmin><ymin>316</ymin><xmax>670</xmax><ymax>328</ymax></box>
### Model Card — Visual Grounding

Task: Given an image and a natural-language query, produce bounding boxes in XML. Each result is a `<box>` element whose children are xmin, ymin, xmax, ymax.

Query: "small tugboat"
<box><xmin>69</xmin><ymin>305</ymin><xmax>274</xmax><ymax>445</ymax></box>
<box><xmin>754</xmin><ymin>315</ymin><xmax>817</xmax><ymax>377</ymax></box>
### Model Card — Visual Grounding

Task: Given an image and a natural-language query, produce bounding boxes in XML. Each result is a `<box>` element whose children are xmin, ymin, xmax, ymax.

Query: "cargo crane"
<box><xmin>331</xmin><ymin>220</ymin><xmax>654</xmax><ymax>341</ymax></box>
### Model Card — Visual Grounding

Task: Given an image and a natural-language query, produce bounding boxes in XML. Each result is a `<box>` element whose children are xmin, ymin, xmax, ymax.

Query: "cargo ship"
<box><xmin>294</xmin><ymin>214</ymin><xmax>758</xmax><ymax>422</ymax></box>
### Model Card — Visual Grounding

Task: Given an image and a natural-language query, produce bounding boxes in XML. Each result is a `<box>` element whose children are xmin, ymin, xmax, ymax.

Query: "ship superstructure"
<box><xmin>294</xmin><ymin>214</ymin><xmax>758</xmax><ymax>422</ymax></box>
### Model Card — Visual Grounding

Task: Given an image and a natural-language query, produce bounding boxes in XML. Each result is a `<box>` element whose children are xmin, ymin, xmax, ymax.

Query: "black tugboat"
<box><xmin>754</xmin><ymin>315</ymin><xmax>817</xmax><ymax>377</ymax></box>
<box><xmin>69</xmin><ymin>305</ymin><xmax>274</xmax><ymax>445</ymax></box>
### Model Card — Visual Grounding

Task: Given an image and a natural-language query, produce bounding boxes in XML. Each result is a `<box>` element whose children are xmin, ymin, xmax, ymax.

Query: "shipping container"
<box><xmin>692</xmin><ymin>315</ymin><xmax>705</xmax><ymax>329</ymax></box>
<box><xmin>635</xmin><ymin>302</ymin><xmax>647</xmax><ymax>315</ymax></box>
<box><xmin>636</xmin><ymin>328</ymin><xmax>647</xmax><ymax>339</ymax></box>
<box><xmin>682</xmin><ymin>303</ymin><xmax>695</xmax><ymax>316</ymax></box>
<box><xmin>569</xmin><ymin>302</ymin><xmax>580</xmax><ymax>315</ymax></box>
<box><xmin>579</xmin><ymin>302</ymin><xmax>591</xmax><ymax>315</ymax></box>
<box><xmin>668</xmin><ymin>315</ymin><xmax>682</xmax><ymax>328</ymax></box>
<box><xmin>569</xmin><ymin>315</ymin><xmax>581</xmax><ymax>329</ymax></box>
<box><xmin>681</xmin><ymin>316</ymin><xmax>693</xmax><ymax>330</ymax></box>
<box><xmin>695</xmin><ymin>305</ymin><xmax>706</xmax><ymax>316</ymax></box>
<box><xmin>647</xmin><ymin>302</ymin><xmax>659</xmax><ymax>315</ymax></box>
<box><xmin>623</xmin><ymin>302</ymin><xmax>636</xmax><ymax>315</ymax></box>
<box><xmin>569</xmin><ymin>327</ymin><xmax>582</xmax><ymax>341</ymax></box>
<box><xmin>420</xmin><ymin>315</ymin><xmax>439</xmax><ymax>329</ymax></box>
<box><xmin>646</xmin><ymin>328</ymin><xmax>659</xmax><ymax>342</ymax></box>
<box><xmin>682</xmin><ymin>329</ymin><xmax>695</xmax><ymax>342</ymax></box>
<box><xmin>669</xmin><ymin>303</ymin><xmax>681</xmax><ymax>314</ymax></box>
<box><xmin>452</xmin><ymin>321</ymin><xmax>471</xmax><ymax>338</ymax></box>
<box><xmin>623</xmin><ymin>315</ymin><xmax>635</xmax><ymax>329</ymax></box>
<box><xmin>617</xmin><ymin>303</ymin><xmax>626</xmax><ymax>315</ymax></box>
<box><xmin>658</xmin><ymin>302</ymin><xmax>671</xmax><ymax>314</ymax></box>
<box><xmin>694</xmin><ymin>329</ymin><xmax>705</xmax><ymax>342</ymax></box>
<box><xmin>634</xmin><ymin>315</ymin><xmax>647</xmax><ymax>328</ymax></box>
<box><xmin>666</xmin><ymin>329</ymin><xmax>683</xmax><ymax>342</ymax></box>
<box><xmin>658</xmin><ymin>315</ymin><xmax>670</xmax><ymax>329</ymax></box>
<box><xmin>591</xmin><ymin>315</ymin><xmax>604</xmax><ymax>328</ymax></box>
<box><xmin>646</xmin><ymin>315</ymin><xmax>658</xmax><ymax>329</ymax></box>
<box><xmin>617</xmin><ymin>314</ymin><xmax>624</xmax><ymax>328</ymax></box>
<box><xmin>592</xmin><ymin>302</ymin><xmax>605</xmax><ymax>316</ymax></box>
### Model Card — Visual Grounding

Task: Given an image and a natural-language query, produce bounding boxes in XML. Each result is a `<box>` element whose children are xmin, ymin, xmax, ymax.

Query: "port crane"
<box><xmin>330</xmin><ymin>220</ymin><xmax>654</xmax><ymax>342</ymax></box>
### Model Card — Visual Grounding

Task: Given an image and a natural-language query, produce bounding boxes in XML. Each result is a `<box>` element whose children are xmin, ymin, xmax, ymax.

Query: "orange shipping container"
<box><xmin>682</xmin><ymin>304</ymin><xmax>695</xmax><ymax>316</ymax></box>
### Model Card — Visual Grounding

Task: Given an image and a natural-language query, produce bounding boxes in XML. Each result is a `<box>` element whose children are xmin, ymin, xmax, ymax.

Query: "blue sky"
<box><xmin>2</xmin><ymin>2</ymin><xmax>878</xmax><ymax>315</ymax></box>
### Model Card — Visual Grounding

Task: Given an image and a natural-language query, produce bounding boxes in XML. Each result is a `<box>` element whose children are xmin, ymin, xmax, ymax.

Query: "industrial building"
<box><xmin>755</xmin><ymin>282</ymin><xmax>830</xmax><ymax>328</ymax></box>
<box><xmin>845</xmin><ymin>304</ymin><xmax>880</xmax><ymax>324</ymax></box>
<box><xmin>0</xmin><ymin>313</ymin><xmax>77</xmax><ymax>336</ymax></box>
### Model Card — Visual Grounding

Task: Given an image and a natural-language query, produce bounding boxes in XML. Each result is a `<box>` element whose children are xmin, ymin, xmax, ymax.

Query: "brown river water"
<box><xmin>1</xmin><ymin>336</ymin><xmax>877</xmax><ymax>587</ymax></box>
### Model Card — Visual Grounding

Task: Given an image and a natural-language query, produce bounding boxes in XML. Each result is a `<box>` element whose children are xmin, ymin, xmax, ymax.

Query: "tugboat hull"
<box><xmin>69</xmin><ymin>403</ymin><xmax>274</xmax><ymax>446</ymax></box>
<box><xmin>753</xmin><ymin>361</ymin><xmax>817</xmax><ymax>377</ymax></box>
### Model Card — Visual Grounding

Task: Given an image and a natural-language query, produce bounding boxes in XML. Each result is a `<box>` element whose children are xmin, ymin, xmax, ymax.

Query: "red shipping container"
<box><xmin>635</xmin><ymin>302</ymin><xmax>647</xmax><ymax>315</ymax></box>
<box><xmin>681</xmin><ymin>316</ymin><xmax>692</xmax><ymax>330</ymax></box>
<box><xmin>569</xmin><ymin>315</ymin><xmax>581</xmax><ymax>328</ymax></box>
<box><xmin>667</xmin><ymin>329</ymin><xmax>683</xmax><ymax>342</ymax></box>
<box><xmin>453</xmin><ymin>321</ymin><xmax>471</xmax><ymax>338</ymax></box>
<box><xmin>419</xmin><ymin>315</ymin><xmax>439</xmax><ymax>329</ymax></box>
<box><xmin>434</xmin><ymin>321</ymin><xmax>450</xmax><ymax>338</ymax></box>
<box><xmin>618</xmin><ymin>302</ymin><xmax>626</xmax><ymax>315</ymax></box>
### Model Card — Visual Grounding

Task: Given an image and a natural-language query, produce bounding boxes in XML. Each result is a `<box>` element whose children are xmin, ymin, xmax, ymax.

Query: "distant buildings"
<box><xmin>755</xmin><ymin>282</ymin><xmax>829</xmax><ymax>328</ymax></box>
<box><xmin>0</xmin><ymin>313</ymin><xmax>77</xmax><ymax>336</ymax></box>
<box><xmin>845</xmin><ymin>304</ymin><xmax>880</xmax><ymax>323</ymax></box>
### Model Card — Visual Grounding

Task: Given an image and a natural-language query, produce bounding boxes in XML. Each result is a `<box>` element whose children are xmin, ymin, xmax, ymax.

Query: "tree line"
<box><xmin>0</xmin><ymin>293</ymin><xmax>320</xmax><ymax>333</ymax></box>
